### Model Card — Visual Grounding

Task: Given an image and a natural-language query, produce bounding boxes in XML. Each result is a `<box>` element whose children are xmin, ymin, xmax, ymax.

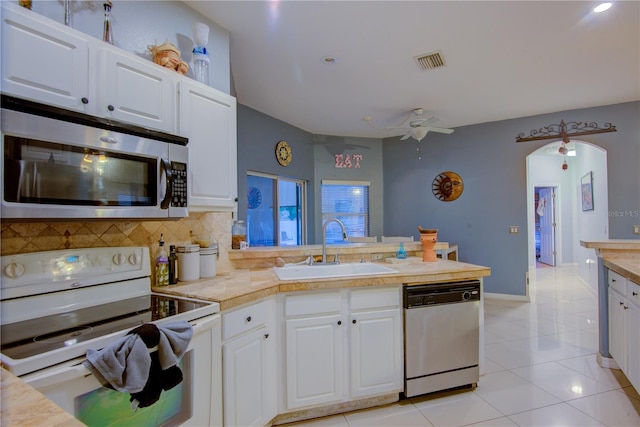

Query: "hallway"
<box><xmin>286</xmin><ymin>265</ymin><xmax>640</xmax><ymax>426</ymax></box>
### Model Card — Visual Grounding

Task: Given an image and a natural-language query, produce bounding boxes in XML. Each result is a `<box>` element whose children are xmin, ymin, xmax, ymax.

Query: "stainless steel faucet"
<box><xmin>321</xmin><ymin>218</ymin><xmax>349</xmax><ymax>264</ymax></box>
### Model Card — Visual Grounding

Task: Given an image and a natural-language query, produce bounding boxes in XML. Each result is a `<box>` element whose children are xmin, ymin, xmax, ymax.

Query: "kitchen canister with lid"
<box><xmin>199</xmin><ymin>243</ymin><xmax>218</xmax><ymax>278</ymax></box>
<box><xmin>177</xmin><ymin>244</ymin><xmax>200</xmax><ymax>281</ymax></box>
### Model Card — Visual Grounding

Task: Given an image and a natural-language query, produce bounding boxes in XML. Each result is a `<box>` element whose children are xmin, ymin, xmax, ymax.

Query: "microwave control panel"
<box><xmin>171</xmin><ymin>162</ymin><xmax>188</xmax><ymax>207</ymax></box>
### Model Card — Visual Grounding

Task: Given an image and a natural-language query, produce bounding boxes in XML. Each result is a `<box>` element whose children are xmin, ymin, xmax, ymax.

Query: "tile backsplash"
<box><xmin>1</xmin><ymin>211</ymin><xmax>234</xmax><ymax>273</ymax></box>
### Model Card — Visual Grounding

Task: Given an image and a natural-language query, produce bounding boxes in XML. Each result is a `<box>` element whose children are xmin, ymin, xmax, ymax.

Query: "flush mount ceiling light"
<box><xmin>593</xmin><ymin>2</ymin><xmax>613</xmax><ymax>13</ymax></box>
<box><xmin>321</xmin><ymin>56</ymin><xmax>337</xmax><ymax>64</ymax></box>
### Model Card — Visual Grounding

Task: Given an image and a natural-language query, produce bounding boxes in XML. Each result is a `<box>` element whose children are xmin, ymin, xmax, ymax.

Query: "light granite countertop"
<box><xmin>3</xmin><ymin>258</ymin><xmax>490</xmax><ymax>425</ymax></box>
<box><xmin>153</xmin><ymin>259</ymin><xmax>491</xmax><ymax>311</ymax></box>
<box><xmin>1</xmin><ymin>367</ymin><xmax>86</xmax><ymax>427</ymax></box>
<box><xmin>604</xmin><ymin>257</ymin><xmax>640</xmax><ymax>285</ymax></box>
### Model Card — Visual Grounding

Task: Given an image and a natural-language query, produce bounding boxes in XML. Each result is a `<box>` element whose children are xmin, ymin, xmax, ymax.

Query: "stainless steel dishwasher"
<box><xmin>403</xmin><ymin>280</ymin><xmax>480</xmax><ymax>397</ymax></box>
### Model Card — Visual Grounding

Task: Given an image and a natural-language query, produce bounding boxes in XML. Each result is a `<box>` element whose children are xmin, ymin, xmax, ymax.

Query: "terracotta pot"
<box><xmin>420</xmin><ymin>231</ymin><xmax>438</xmax><ymax>262</ymax></box>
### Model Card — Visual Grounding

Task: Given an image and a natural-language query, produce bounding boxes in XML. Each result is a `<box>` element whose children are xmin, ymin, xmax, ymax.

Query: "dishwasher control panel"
<box><xmin>404</xmin><ymin>280</ymin><xmax>480</xmax><ymax>307</ymax></box>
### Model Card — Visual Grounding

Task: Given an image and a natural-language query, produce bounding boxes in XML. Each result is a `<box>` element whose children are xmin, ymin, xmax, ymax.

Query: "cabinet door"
<box><xmin>222</xmin><ymin>327</ymin><xmax>269</xmax><ymax>427</ymax></box>
<box><xmin>1</xmin><ymin>3</ymin><xmax>90</xmax><ymax>112</ymax></box>
<box><xmin>285</xmin><ymin>314</ymin><xmax>343</xmax><ymax>409</ymax></box>
<box><xmin>98</xmin><ymin>48</ymin><xmax>176</xmax><ymax>133</ymax></box>
<box><xmin>350</xmin><ymin>308</ymin><xmax>403</xmax><ymax>398</ymax></box>
<box><xmin>627</xmin><ymin>301</ymin><xmax>640</xmax><ymax>392</ymax></box>
<box><xmin>178</xmin><ymin>80</ymin><xmax>237</xmax><ymax>210</ymax></box>
<box><xmin>608</xmin><ymin>288</ymin><xmax>627</xmax><ymax>371</ymax></box>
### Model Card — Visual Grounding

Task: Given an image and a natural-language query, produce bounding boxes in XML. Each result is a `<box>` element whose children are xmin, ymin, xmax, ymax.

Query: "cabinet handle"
<box><xmin>612</xmin><ymin>279</ymin><xmax>617</xmax><ymax>282</ymax></box>
<box><xmin>634</xmin><ymin>292</ymin><xmax>638</xmax><ymax>296</ymax></box>
<box><xmin>107</xmin><ymin>104</ymin><xmax>115</xmax><ymax>112</ymax></box>
<box><xmin>337</xmin><ymin>320</ymin><xmax>342</xmax><ymax>326</ymax></box>
<box><xmin>620</xmin><ymin>301</ymin><xmax>624</xmax><ymax>306</ymax></box>
<box><xmin>246</xmin><ymin>316</ymin><xmax>252</xmax><ymax>322</ymax></box>
<box><xmin>264</xmin><ymin>333</ymin><xmax>269</xmax><ymax>339</ymax></box>
<box><xmin>81</xmin><ymin>97</ymin><xmax>89</xmax><ymax>104</ymax></box>
<box><xmin>624</xmin><ymin>306</ymin><xmax>629</xmax><ymax>310</ymax></box>
<box><xmin>352</xmin><ymin>319</ymin><xmax>357</xmax><ymax>324</ymax></box>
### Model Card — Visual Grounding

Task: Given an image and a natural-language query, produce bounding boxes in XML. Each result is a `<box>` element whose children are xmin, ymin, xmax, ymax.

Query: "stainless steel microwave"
<box><xmin>1</xmin><ymin>96</ymin><xmax>189</xmax><ymax>220</ymax></box>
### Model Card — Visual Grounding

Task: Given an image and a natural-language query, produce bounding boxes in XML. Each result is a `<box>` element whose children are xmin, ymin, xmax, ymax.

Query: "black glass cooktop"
<box><xmin>0</xmin><ymin>294</ymin><xmax>210</xmax><ymax>360</ymax></box>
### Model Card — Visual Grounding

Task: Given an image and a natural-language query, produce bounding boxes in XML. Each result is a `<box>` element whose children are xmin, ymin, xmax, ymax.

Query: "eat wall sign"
<box><xmin>334</xmin><ymin>154</ymin><xmax>362</xmax><ymax>168</ymax></box>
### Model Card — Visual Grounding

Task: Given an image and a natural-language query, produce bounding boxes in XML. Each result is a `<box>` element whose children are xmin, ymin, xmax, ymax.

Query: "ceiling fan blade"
<box><xmin>426</xmin><ymin>126</ymin><xmax>454</xmax><ymax>134</ymax></box>
<box><xmin>423</xmin><ymin>116</ymin><xmax>440</xmax><ymax>125</ymax></box>
<box><xmin>400</xmin><ymin>131</ymin><xmax>412</xmax><ymax>140</ymax></box>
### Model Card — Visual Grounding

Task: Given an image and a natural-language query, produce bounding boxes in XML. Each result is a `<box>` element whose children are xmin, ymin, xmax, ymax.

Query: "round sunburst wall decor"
<box><xmin>432</xmin><ymin>171</ymin><xmax>464</xmax><ymax>202</ymax></box>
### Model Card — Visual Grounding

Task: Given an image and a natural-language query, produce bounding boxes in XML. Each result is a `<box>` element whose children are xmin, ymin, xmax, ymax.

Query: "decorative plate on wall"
<box><xmin>275</xmin><ymin>140</ymin><xmax>292</xmax><ymax>166</ymax></box>
<box><xmin>247</xmin><ymin>186</ymin><xmax>262</xmax><ymax>209</ymax></box>
<box><xmin>432</xmin><ymin>171</ymin><xmax>464</xmax><ymax>202</ymax></box>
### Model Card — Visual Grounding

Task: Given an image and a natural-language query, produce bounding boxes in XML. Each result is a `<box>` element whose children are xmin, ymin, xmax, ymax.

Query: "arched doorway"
<box><xmin>525</xmin><ymin>140</ymin><xmax>608</xmax><ymax>295</ymax></box>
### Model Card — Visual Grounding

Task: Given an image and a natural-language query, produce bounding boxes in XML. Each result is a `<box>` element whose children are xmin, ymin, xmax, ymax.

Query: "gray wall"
<box><xmin>313</xmin><ymin>136</ymin><xmax>384</xmax><ymax>241</ymax></box>
<box><xmin>383</xmin><ymin>101</ymin><xmax>640</xmax><ymax>296</ymax></box>
<box><xmin>237</xmin><ymin>104</ymin><xmax>317</xmax><ymax>243</ymax></box>
<box><xmin>29</xmin><ymin>0</ymin><xmax>231</xmax><ymax>94</ymax></box>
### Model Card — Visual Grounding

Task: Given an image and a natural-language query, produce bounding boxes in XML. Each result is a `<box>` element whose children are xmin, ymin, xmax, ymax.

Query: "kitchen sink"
<box><xmin>273</xmin><ymin>262</ymin><xmax>397</xmax><ymax>281</ymax></box>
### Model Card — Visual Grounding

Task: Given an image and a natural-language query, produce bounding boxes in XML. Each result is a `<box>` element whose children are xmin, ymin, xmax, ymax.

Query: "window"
<box><xmin>321</xmin><ymin>180</ymin><xmax>370</xmax><ymax>244</ymax></box>
<box><xmin>247</xmin><ymin>172</ymin><xmax>306</xmax><ymax>247</ymax></box>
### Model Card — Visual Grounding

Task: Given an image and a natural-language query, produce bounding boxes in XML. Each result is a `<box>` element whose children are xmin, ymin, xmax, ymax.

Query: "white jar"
<box><xmin>199</xmin><ymin>244</ymin><xmax>218</xmax><ymax>278</ymax></box>
<box><xmin>177</xmin><ymin>244</ymin><xmax>200</xmax><ymax>281</ymax></box>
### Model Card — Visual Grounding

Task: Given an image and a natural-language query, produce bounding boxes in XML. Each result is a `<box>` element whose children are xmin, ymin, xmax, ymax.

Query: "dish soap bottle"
<box><xmin>155</xmin><ymin>234</ymin><xmax>169</xmax><ymax>286</ymax></box>
<box><xmin>396</xmin><ymin>242</ymin><xmax>408</xmax><ymax>259</ymax></box>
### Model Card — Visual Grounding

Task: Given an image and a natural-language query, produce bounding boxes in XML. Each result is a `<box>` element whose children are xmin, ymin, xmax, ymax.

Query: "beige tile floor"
<box><xmin>284</xmin><ymin>265</ymin><xmax>640</xmax><ymax>427</ymax></box>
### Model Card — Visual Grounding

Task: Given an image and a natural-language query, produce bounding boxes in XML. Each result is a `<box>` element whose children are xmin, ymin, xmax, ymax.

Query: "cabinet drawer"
<box><xmin>285</xmin><ymin>291</ymin><xmax>342</xmax><ymax>317</ymax></box>
<box><xmin>222</xmin><ymin>300</ymin><xmax>269</xmax><ymax>340</ymax></box>
<box><xmin>608</xmin><ymin>270</ymin><xmax>627</xmax><ymax>295</ymax></box>
<box><xmin>628</xmin><ymin>280</ymin><xmax>640</xmax><ymax>305</ymax></box>
<box><xmin>350</xmin><ymin>286</ymin><xmax>400</xmax><ymax>311</ymax></box>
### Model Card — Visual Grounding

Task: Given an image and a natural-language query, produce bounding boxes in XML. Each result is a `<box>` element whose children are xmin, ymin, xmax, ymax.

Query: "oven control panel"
<box><xmin>1</xmin><ymin>247</ymin><xmax>151</xmax><ymax>300</ymax></box>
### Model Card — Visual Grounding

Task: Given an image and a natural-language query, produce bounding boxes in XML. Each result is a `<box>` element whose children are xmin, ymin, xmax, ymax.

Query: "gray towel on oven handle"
<box><xmin>82</xmin><ymin>321</ymin><xmax>193</xmax><ymax>394</ymax></box>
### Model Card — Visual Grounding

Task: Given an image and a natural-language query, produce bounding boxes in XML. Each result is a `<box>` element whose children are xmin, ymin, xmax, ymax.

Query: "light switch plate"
<box><xmin>634</xmin><ymin>225</ymin><xmax>640</xmax><ymax>235</ymax></box>
<box><xmin>509</xmin><ymin>226</ymin><xmax>519</xmax><ymax>234</ymax></box>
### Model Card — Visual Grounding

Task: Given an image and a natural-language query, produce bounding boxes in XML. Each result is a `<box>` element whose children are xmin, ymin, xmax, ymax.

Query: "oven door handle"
<box><xmin>189</xmin><ymin>314</ymin><xmax>221</xmax><ymax>334</ymax></box>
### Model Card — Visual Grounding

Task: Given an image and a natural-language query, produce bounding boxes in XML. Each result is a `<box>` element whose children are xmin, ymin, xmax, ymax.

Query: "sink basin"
<box><xmin>273</xmin><ymin>262</ymin><xmax>397</xmax><ymax>281</ymax></box>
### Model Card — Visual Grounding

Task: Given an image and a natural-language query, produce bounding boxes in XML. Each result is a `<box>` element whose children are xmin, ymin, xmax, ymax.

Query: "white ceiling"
<box><xmin>184</xmin><ymin>1</ymin><xmax>640</xmax><ymax>139</ymax></box>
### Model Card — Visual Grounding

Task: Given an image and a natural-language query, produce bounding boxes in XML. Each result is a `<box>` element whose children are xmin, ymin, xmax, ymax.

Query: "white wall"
<box><xmin>574</xmin><ymin>142</ymin><xmax>608</xmax><ymax>294</ymax></box>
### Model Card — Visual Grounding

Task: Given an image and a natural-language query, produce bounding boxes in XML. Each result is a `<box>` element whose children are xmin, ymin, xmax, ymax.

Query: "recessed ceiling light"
<box><xmin>593</xmin><ymin>2</ymin><xmax>612</xmax><ymax>13</ymax></box>
<box><xmin>321</xmin><ymin>56</ymin><xmax>337</xmax><ymax>64</ymax></box>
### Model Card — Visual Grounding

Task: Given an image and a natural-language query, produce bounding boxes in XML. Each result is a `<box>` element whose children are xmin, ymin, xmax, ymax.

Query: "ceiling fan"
<box><xmin>388</xmin><ymin>108</ymin><xmax>454</xmax><ymax>142</ymax></box>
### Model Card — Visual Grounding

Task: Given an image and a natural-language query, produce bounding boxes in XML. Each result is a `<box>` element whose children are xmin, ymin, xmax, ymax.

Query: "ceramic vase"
<box><xmin>420</xmin><ymin>231</ymin><xmax>438</xmax><ymax>262</ymax></box>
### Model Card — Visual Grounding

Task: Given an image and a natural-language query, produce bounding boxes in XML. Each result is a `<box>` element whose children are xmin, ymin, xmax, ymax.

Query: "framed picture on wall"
<box><xmin>581</xmin><ymin>171</ymin><xmax>594</xmax><ymax>211</ymax></box>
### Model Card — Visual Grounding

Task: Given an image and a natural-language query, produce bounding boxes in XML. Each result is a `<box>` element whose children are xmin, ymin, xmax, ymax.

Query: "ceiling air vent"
<box><xmin>414</xmin><ymin>51</ymin><xmax>446</xmax><ymax>71</ymax></box>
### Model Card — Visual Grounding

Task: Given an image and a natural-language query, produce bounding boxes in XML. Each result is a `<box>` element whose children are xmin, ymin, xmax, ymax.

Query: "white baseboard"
<box><xmin>597</xmin><ymin>353</ymin><xmax>620</xmax><ymax>370</ymax></box>
<box><xmin>484</xmin><ymin>292</ymin><xmax>530</xmax><ymax>302</ymax></box>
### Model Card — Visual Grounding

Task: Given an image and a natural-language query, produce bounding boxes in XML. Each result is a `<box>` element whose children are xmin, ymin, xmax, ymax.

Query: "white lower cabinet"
<box><xmin>285</xmin><ymin>312</ymin><xmax>344</xmax><ymax>409</ymax></box>
<box><xmin>350</xmin><ymin>307</ymin><xmax>402</xmax><ymax>398</ymax></box>
<box><xmin>222</xmin><ymin>298</ymin><xmax>277</xmax><ymax>427</ymax></box>
<box><xmin>628</xmin><ymin>298</ymin><xmax>640</xmax><ymax>391</ymax></box>
<box><xmin>283</xmin><ymin>286</ymin><xmax>403</xmax><ymax>411</ymax></box>
<box><xmin>607</xmin><ymin>270</ymin><xmax>640</xmax><ymax>393</ymax></box>
<box><xmin>608</xmin><ymin>287</ymin><xmax>627</xmax><ymax>370</ymax></box>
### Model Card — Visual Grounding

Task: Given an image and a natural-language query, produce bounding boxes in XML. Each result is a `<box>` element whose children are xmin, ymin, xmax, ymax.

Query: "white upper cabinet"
<box><xmin>178</xmin><ymin>80</ymin><xmax>237</xmax><ymax>210</ymax></box>
<box><xmin>1</xmin><ymin>2</ymin><xmax>176</xmax><ymax>134</ymax></box>
<box><xmin>1</xmin><ymin>3</ymin><xmax>90</xmax><ymax>112</ymax></box>
<box><xmin>96</xmin><ymin>47</ymin><xmax>176</xmax><ymax>133</ymax></box>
